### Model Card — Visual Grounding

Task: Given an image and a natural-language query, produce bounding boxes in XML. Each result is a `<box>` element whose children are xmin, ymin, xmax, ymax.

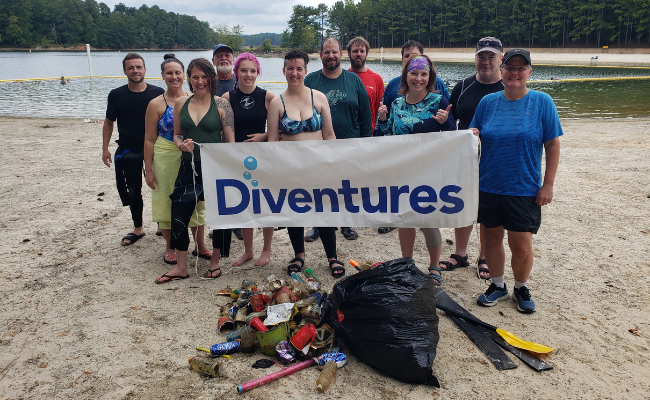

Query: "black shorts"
<box><xmin>478</xmin><ymin>191</ymin><xmax>541</xmax><ymax>234</ymax></box>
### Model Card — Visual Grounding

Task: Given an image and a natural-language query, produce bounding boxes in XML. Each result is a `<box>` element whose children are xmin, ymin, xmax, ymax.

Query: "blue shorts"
<box><xmin>478</xmin><ymin>191</ymin><xmax>541</xmax><ymax>234</ymax></box>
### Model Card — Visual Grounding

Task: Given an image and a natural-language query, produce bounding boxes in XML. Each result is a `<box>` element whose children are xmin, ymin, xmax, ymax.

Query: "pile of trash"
<box><xmin>188</xmin><ymin>258</ymin><xmax>441</xmax><ymax>392</ymax></box>
<box><xmin>190</xmin><ymin>269</ymin><xmax>346</xmax><ymax>393</ymax></box>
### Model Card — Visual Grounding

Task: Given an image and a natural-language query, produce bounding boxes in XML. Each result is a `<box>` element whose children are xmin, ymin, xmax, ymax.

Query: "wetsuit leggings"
<box><xmin>421</xmin><ymin>228</ymin><xmax>442</xmax><ymax>248</ymax></box>
<box><xmin>287</xmin><ymin>227</ymin><xmax>337</xmax><ymax>259</ymax></box>
<box><xmin>171</xmin><ymin>201</ymin><xmax>231</xmax><ymax>252</ymax></box>
<box><xmin>114</xmin><ymin>148</ymin><xmax>144</xmax><ymax>228</ymax></box>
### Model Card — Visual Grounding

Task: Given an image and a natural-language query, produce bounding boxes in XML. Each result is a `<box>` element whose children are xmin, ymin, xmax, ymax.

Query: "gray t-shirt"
<box><xmin>216</xmin><ymin>75</ymin><xmax>236</xmax><ymax>96</ymax></box>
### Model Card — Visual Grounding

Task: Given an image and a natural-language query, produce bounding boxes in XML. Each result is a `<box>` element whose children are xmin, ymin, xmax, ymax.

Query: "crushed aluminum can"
<box><xmin>315</xmin><ymin>352</ymin><xmax>347</xmax><ymax>368</ymax></box>
<box><xmin>234</xmin><ymin>306</ymin><xmax>248</xmax><ymax>323</ymax></box>
<box><xmin>276</xmin><ymin>340</ymin><xmax>297</xmax><ymax>364</ymax></box>
<box><xmin>290</xmin><ymin>323</ymin><xmax>317</xmax><ymax>354</ymax></box>
<box><xmin>217</xmin><ymin>316</ymin><xmax>235</xmax><ymax>333</ymax></box>
<box><xmin>210</xmin><ymin>340</ymin><xmax>241</xmax><ymax>356</ymax></box>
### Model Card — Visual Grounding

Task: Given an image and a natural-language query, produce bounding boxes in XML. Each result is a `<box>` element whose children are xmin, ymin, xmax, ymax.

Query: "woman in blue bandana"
<box><xmin>377</xmin><ymin>54</ymin><xmax>456</xmax><ymax>285</ymax></box>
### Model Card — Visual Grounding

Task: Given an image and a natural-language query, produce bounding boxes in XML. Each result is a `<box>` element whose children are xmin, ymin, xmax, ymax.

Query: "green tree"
<box><xmin>213</xmin><ymin>24</ymin><xmax>244</xmax><ymax>50</ymax></box>
<box><xmin>285</xmin><ymin>4</ymin><xmax>321</xmax><ymax>51</ymax></box>
<box><xmin>261</xmin><ymin>38</ymin><xmax>273</xmax><ymax>51</ymax></box>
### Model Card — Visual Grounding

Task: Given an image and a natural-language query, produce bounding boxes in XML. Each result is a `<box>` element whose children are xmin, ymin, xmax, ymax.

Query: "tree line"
<box><xmin>283</xmin><ymin>0</ymin><xmax>650</xmax><ymax>52</ymax></box>
<box><xmin>0</xmin><ymin>0</ymin><xmax>242</xmax><ymax>49</ymax></box>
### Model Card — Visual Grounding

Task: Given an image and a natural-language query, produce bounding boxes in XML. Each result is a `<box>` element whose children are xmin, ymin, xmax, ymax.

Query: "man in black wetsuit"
<box><xmin>440</xmin><ymin>37</ymin><xmax>505</xmax><ymax>278</ymax></box>
<box><xmin>212</xmin><ymin>44</ymin><xmax>236</xmax><ymax>97</ymax></box>
<box><xmin>211</xmin><ymin>43</ymin><xmax>243</xmax><ymax>242</ymax></box>
<box><xmin>102</xmin><ymin>53</ymin><xmax>164</xmax><ymax>246</ymax></box>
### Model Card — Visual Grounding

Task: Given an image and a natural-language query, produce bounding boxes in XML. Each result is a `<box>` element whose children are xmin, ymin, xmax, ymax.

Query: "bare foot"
<box><xmin>255</xmin><ymin>250</ymin><xmax>271</xmax><ymax>266</ymax></box>
<box><xmin>232</xmin><ymin>252</ymin><xmax>253</xmax><ymax>267</ymax></box>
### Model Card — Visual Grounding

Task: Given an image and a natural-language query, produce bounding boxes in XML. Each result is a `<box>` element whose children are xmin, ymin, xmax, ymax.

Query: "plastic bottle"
<box><xmin>316</xmin><ymin>360</ymin><xmax>337</xmax><ymax>392</ymax></box>
<box><xmin>304</xmin><ymin>268</ymin><xmax>319</xmax><ymax>282</ymax></box>
<box><xmin>189</xmin><ymin>356</ymin><xmax>227</xmax><ymax>378</ymax></box>
<box><xmin>303</xmin><ymin>269</ymin><xmax>321</xmax><ymax>292</ymax></box>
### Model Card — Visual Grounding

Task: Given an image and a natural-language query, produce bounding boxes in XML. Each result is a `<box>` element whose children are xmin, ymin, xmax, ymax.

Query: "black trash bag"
<box><xmin>322</xmin><ymin>257</ymin><xmax>440</xmax><ymax>386</ymax></box>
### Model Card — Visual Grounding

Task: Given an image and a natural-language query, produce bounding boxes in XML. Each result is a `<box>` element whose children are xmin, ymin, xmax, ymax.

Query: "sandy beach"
<box><xmin>1</xmin><ymin>114</ymin><xmax>649</xmax><ymax>399</ymax></box>
<box><xmin>365</xmin><ymin>48</ymin><xmax>650</xmax><ymax>67</ymax></box>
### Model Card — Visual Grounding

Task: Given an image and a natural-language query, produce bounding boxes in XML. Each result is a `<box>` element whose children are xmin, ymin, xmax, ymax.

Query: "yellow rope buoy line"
<box><xmin>1</xmin><ymin>76</ymin><xmax>648</xmax><ymax>84</ymax></box>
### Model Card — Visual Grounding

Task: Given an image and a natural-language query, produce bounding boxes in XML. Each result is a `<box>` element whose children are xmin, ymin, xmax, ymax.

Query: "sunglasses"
<box><xmin>477</xmin><ymin>40</ymin><xmax>503</xmax><ymax>49</ymax></box>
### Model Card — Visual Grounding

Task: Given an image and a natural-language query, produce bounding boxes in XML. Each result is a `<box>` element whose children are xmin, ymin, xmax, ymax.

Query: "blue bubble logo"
<box><xmin>244</xmin><ymin>157</ymin><xmax>257</xmax><ymax>171</ymax></box>
<box><xmin>243</xmin><ymin>172</ymin><xmax>252</xmax><ymax>180</ymax></box>
<box><xmin>251</xmin><ymin>180</ymin><xmax>259</xmax><ymax>187</ymax></box>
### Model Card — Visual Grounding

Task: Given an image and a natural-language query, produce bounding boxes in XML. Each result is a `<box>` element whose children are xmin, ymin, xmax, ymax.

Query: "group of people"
<box><xmin>102</xmin><ymin>35</ymin><xmax>561</xmax><ymax>313</ymax></box>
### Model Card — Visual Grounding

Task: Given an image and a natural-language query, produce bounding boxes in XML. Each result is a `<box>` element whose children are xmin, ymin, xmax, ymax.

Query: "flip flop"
<box><xmin>164</xmin><ymin>253</ymin><xmax>177</xmax><ymax>265</ymax></box>
<box><xmin>203</xmin><ymin>268</ymin><xmax>222</xmax><ymax>279</ymax></box>
<box><xmin>192</xmin><ymin>250</ymin><xmax>212</xmax><ymax>260</ymax></box>
<box><xmin>122</xmin><ymin>232</ymin><xmax>145</xmax><ymax>246</ymax></box>
<box><xmin>154</xmin><ymin>273</ymin><xmax>189</xmax><ymax>284</ymax></box>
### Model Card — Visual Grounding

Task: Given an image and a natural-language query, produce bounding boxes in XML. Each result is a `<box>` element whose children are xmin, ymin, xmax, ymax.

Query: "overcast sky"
<box><xmin>101</xmin><ymin>0</ymin><xmax>339</xmax><ymax>35</ymax></box>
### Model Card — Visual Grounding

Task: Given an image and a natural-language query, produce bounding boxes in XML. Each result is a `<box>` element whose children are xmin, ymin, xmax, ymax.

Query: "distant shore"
<box><xmin>3</xmin><ymin>46</ymin><xmax>650</xmax><ymax>67</ymax></box>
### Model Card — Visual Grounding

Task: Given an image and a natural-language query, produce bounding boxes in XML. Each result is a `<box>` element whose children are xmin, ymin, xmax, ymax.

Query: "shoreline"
<box><xmin>2</xmin><ymin>47</ymin><xmax>649</xmax><ymax>67</ymax></box>
<box><xmin>1</xmin><ymin>116</ymin><xmax>648</xmax><ymax>399</ymax></box>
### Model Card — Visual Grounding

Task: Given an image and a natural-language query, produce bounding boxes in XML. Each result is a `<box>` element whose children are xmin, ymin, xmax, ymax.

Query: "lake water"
<box><xmin>1</xmin><ymin>51</ymin><xmax>649</xmax><ymax>119</ymax></box>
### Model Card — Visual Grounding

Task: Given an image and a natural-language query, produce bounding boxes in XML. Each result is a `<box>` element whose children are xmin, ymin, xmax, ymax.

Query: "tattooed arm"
<box><xmin>215</xmin><ymin>96</ymin><xmax>235</xmax><ymax>143</ymax></box>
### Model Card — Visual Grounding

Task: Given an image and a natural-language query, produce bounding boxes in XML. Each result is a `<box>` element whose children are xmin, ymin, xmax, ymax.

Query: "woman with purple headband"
<box><xmin>222</xmin><ymin>52</ymin><xmax>276</xmax><ymax>267</ymax></box>
<box><xmin>377</xmin><ymin>54</ymin><xmax>456</xmax><ymax>286</ymax></box>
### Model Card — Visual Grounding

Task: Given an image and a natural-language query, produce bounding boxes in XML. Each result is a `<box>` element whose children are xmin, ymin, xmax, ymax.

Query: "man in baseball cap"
<box><xmin>212</xmin><ymin>43</ymin><xmax>236</xmax><ymax>96</ymax></box>
<box><xmin>442</xmin><ymin>36</ymin><xmax>506</xmax><ymax>279</ymax></box>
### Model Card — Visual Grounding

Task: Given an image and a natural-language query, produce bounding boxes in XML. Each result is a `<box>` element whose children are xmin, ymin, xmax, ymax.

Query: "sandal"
<box><xmin>377</xmin><ymin>227</ymin><xmax>395</xmax><ymax>234</ymax></box>
<box><xmin>477</xmin><ymin>258</ymin><xmax>490</xmax><ymax>280</ymax></box>
<box><xmin>329</xmin><ymin>259</ymin><xmax>346</xmax><ymax>279</ymax></box>
<box><xmin>439</xmin><ymin>254</ymin><xmax>469</xmax><ymax>271</ymax></box>
<box><xmin>164</xmin><ymin>253</ymin><xmax>177</xmax><ymax>265</ymax></box>
<box><xmin>121</xmin><ymin>232</ymin><xmax>145</xmax><ymax>246</ymax></box>
<box><xmin>203</xmin><ymin>268</ymin><xmax>222</xmax><ymax>279</ymax></box>
<box><xmin>155</xmin><ymin>273</ymin><xmax>189</xmax><ymax>284</ymax></box>
<box><xmin>428</xmin><ymin>265</ymin><xmax>442</xmax><ymax>286</ymax></box>
<box><xmin>287</xmin><ymin>257</ymin><xmax>304</xmax><ymax>275</ymax></box>
<box><xmin>192</xmin><ymin>249</ymin><xmax>213</xmax><ymax>260</ymax></box>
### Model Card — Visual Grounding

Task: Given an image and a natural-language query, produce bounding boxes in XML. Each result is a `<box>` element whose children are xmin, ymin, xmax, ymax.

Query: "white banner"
<box><xmin>201</xmin><ymin>130</ymin><xmax>478</xmax><ymax>229</ymax></box>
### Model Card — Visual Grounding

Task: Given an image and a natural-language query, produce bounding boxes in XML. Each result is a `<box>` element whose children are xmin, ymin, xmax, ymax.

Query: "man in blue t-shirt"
<box><xmin>304</xmin><ymin>37</ymin><xmax>372</xmax><ymax>242</ymax></box>
<box><xmin>103</xmin><ymin>53</ymin><xmax>164</xmax><ymax>246</ymax></box>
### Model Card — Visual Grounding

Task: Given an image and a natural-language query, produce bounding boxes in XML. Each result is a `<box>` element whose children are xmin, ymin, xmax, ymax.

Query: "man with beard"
<box><xmin>304</xmin><ymin>37</ymin><xmax>371</xmax><ymax>242</ymax></box>
<box><xmin>212</xmin><ymin>43</ymin><xmax>242</xmax><ymax>243</ymax></box>
<box><xmin>440</xmin><ymin>37</ymin><xmax>505</xmax><ymax>279</ymax></box>
<box><xmin>212</xmin><ymin>44</ymin><xmax>236</xmax><ymax>96</ymax></box>
<box><xmin>102</xmin><ymin>53</ymin><xmax>164</xmax><ymax>246</ymax></box>
<box><xmin>347</xmin><ymin>36</ymin><xmax>384</xmax><ymax>132</ymax></box>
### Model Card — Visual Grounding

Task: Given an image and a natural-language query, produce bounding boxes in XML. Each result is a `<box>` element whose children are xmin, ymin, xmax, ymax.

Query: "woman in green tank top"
<box><xmin>155</xmin><ymin>58</ymin><xmax>235</xmax><ymax>284</ymax></box>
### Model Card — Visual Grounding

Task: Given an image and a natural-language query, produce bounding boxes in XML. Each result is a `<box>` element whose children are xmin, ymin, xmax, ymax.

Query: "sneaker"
<box><xmin>305</xmin><ymin>227</ymin><xmax>320</xmax><ymax>242</ymax></box>
<box><xmin>513</xmin><ymin>286</ymin><xmax>536</xmax><ymax>313</ymax></box>
<box><xmin>477</xmin><ymin>283</ymin><xmax>509</xmax><ymax>307</ymax></box>
<box><xmin>341</xmin><ymin>227</ymin><xmax>359</xmax><ymax>240</ymax></box>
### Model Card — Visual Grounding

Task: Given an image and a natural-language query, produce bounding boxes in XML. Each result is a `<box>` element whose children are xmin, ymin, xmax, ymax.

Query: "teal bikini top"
<box><xmin>279</xmin><ymin>89</ymin><xmax>323</xmax><ymax>135</ymax></box>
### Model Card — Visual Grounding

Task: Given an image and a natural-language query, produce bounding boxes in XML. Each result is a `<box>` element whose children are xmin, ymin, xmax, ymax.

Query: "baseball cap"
<box><xmin>213</xmin><ymin>44</ymin><xmax>234</xmax><ymax>55</ymax></box>
<box><xmin>502</xmin><ymin>48</ymin><xmax>531</xmax><ymax>66</ymax></box>
<box><xmin>475</xmin><ymin>37</ymin><xmax>503</xmax><ymax>54</ymax></box>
